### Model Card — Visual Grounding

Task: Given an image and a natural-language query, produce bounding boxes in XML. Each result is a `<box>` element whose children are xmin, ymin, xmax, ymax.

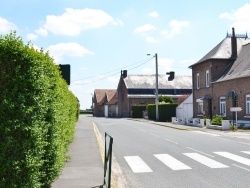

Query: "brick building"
<box><xmin>189</xmin><ymin>28</ymin><xmax>250</xmax><ymax>121</ymax></box>
<box><xmin>117</xmin><ymin>73</ymin><xmax>192</xmax><ymax>117</ymax></box>
<box><xmin>92</xmin><ymin>89</ymin><xmax>117</xmax><ymax>117</ymax></box>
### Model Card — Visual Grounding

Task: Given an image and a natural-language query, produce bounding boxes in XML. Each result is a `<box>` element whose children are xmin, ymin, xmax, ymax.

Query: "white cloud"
<box><xmin>161</xmin><ymin>20</ymin><xmax>189</xmax><ymax>39</ymax></box>
<box><xmin>146</xmin><ymin>36</ymin><xmax>157</xmax><ymax>43</ymax></box>
<box><xmin>35</xmin><ymin>28</ymin><xmax>48</xmax><ymax>37</ymax></box>
<box><xmin>149</xmin><ymin>11</ymin><xmax>159</xmax><ymax>18</ymax></box>
<box><xmin>219</xmin><ymin>4</ymin><xmax>250</xmax><ymax>32</ymax></box>
<box><xmin>43</xmin><ymin>8</ymin><xmax>122</xmax><ymax>36</ymax></box>
<box><xmin>134</xmin><ymin>24</ymin><xmax>156</xmax><ymax>33</ymax></box>
<box><xmin>0</xmin><ymin>17</ymin><xmax>17</xmax><ymax>34</ymax></box>
<box><xmin>27</xmin><ymin>33</ymin><xmax>38</xmax><ymax>41</ymax></box>
<box><xmin>46</xmin><ymin>42</ymin><xmax>93</xmax><ymax>63</ymax></box>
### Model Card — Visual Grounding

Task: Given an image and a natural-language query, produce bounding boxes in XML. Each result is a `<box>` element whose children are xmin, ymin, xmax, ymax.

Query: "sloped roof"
<box><xmin>94</xmin><ymin>89</ymin><xmax>106</xmax><ymax>105</ymax></box>
<box><xmin>123</xmin><ymin>75</ymin><xmax>192</xmax><ymax>89</ymax></box>
<box><xmin>106</xmin><ymin>90</ymin><xmax>117</xmax><ymax>105</ymax></box>
<box><xmin>189</xmin><ymin>37</ymin><xmax>250</xmax><ymax>68</ymax></box>
<box><xmin>94</xmin><ymin>89</ymin><xmax>117</xmax><ymax>105</ymax></box>
<box><xmin>215</xmin><ymin>43</ymin><xmax>250</xmax><ymax>83</ymax></box>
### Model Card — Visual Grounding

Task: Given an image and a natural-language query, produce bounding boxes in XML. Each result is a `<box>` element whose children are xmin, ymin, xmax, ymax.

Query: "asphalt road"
<box><xmin>90</xmin><ymin>117</ymin><xmax>250</xmax><ymax>188</ymax></box>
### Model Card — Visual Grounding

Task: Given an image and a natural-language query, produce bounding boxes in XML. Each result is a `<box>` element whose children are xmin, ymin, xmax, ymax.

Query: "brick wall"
<box><xmin>213</xmin><ymin>77</ymin><xmax>250</xmax><ymax>120</ymax></box>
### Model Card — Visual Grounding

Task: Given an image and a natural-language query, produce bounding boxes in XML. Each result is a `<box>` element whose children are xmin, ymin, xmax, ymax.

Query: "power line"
<box><xmin>72</xmin><ymin>56</ymin><xmax>154</xmax><ymax>82</ymax></box>
<box><xmin>71</xmin><ymin>56</ymin><xmax>154</xmax><ymax>86</ymax></box>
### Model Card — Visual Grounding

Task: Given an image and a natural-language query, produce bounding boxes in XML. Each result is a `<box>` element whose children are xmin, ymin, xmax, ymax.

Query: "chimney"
<box><xmin>121</xmin><ymin>70</ymin><xmax>127</xmax><ymax>78</ymax></box>
<box><xmin>231</xmin><ymin>27</ymin><xmax>237</xmax><ymax>58</ymax></box>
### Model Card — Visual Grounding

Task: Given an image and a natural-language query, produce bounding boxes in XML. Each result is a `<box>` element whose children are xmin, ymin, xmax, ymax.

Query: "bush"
<box><xmin>147</xmin><ymin>103</ymin><xmax>178</xmax><ymax>122</ymax></box>
<box><xmin>147</xmin><ymin>104</ymin><xmax>156</xmax><ymax>120</ymax></box>
<box><xmin>131</xmin><ymin>104</ymin><xmax>147</xmax><ymax>118</ymax></box>
<box><xmin>159</xmin><ymin>103</ymin><xmax>178</xmax><ymax>122</ymax></box>
<box><xmin>0</xmin><ymin>32</ymin><xmax>79</xmax><ymax>187</ymax></box>
<box><xmin>211</xmin><ymin>115</ymin><xmax>227</xmax><ymax>125</ymax></box>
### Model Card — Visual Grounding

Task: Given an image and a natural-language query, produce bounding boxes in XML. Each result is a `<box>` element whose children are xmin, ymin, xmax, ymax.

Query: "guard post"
<box><xmin>104</xmin><ymin>132</ymin><xmax>113</xmax><ymax>188</ymax></box>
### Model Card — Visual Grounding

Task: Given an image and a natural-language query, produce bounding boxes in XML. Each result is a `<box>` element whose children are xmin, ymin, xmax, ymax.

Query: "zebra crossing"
<box><xmin>124</xmin><ymin>151</ymin><xmax>250</xmax><ymax>173</ymax></box>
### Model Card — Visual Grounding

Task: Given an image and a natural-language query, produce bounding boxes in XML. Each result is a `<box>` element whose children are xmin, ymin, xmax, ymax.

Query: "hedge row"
<box><xmin>147</xmin><ymin>103</ymin><xmax>178</xmax><ymax>122</ymax></box>
<box><xmin>131</xmin><ymin>105</ymin><xmax>147</xmax><ymax>118</ymax></box>
<box><xmin>0</xmin><ymin>32</ymin><xmax>79</xmax><ymax>187</ymax></box>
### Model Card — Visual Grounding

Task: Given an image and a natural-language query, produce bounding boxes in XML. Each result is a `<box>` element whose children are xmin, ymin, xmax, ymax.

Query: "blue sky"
<box><xmin>1</xmin><ymin>0</ymin><xmax>250</xmax><ymax>109</ymax></box>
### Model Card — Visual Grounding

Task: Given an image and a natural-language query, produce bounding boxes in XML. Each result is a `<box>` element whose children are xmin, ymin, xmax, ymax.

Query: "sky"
<box><xmin>1</xmin><ymin>0</ymin><xmax>250</xmax><ymax>109</ymax></box>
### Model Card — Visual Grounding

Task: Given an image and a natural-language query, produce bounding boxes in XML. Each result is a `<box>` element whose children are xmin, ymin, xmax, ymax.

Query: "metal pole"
<box><xmin>155</xmin><ymin>53</ymin><xmax>159</xmax><ymax>121</ymax></box>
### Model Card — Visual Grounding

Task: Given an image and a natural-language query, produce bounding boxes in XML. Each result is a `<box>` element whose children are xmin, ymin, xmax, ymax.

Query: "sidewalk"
<box><xmin>51</xmin><ymin>115</ymin><xmax>104</xmax><ymax>188</ymax></box>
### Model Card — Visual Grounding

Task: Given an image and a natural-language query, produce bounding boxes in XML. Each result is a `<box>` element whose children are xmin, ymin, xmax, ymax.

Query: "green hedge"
<box><xmin>131</xmin><ymin>104</ymin><xmax>147</xmax><ymax>118</ymax></box>
<box><xmin>0</xmin><ymin>32</ymin><xmax>79</xmax><ymax>187</ymax></box>
<box><xmin>147</xmin><ymin>103</ymin><xmax>178</xmax><ymax>122</ymax></box>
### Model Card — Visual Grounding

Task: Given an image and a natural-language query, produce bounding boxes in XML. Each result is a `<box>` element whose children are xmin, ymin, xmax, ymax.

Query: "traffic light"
<box><xmin>167</xmin><ymin>71</ymin><xmax>175</xmax><ymax>81</ymax></box>
<box><xmin>59</xmin><ymin>64</ymin><xmax>70</xmax><ymax>85</ymax></box>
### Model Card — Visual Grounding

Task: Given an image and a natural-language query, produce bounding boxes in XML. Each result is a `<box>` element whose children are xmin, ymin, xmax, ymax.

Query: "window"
<box><xmin>206</xmin><ymin>70</ymin><xmax>209</xmax><ymax>87</ymax></box>
<box><xmin>196</xmin><ymin>73</ymin><xmax>200</xmax><ymax>89</ymax></box>
<box><xmin>220</xmin><ymin>97</ymin><xmax>226</xmax><ymax>117</ymax></box>
<box><xmin>246</xmin><ymin>95</ymin><xmax>250</xmax><ymax>114</ymax></box>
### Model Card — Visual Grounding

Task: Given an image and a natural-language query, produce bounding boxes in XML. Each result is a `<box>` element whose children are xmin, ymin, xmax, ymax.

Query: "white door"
<box><xmin>104</xmin><ymin>105</ymin><xmax>108</xmax><ymax>117</ymax></box>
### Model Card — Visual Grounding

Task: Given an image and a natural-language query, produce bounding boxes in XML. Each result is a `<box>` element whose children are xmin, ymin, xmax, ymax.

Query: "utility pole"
<box><xmin>147</xmin><ymin>53</ymin><xmax>159</xmax><ymax>121</ymax></box>
<box><xmin>155</xmin><ymin>53</ymin><xmax>159</xmax><ymax>121</ymax></box>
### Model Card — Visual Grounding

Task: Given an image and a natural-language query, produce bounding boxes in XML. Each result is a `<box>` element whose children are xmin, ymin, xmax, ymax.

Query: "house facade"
<box><xmin>117</xmin><ymin>73</ymin><xmax>192</xmax><ymax>117</ymax></box>
<box><xmin>92</xmin><ymin>89</ymin><xmax>117</xmax><ymax>117</ymax></box>
<box><xmin>189</xmin><ymin>28</ymin><xmax>250</xmax><ymax>121</ymax></box>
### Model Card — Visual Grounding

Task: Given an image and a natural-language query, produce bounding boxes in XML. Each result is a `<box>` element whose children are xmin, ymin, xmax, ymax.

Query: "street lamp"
<box><xmin>147</xmin><ymin>53</ymin><xmax>159</xmax><ymax>121</ymax></box>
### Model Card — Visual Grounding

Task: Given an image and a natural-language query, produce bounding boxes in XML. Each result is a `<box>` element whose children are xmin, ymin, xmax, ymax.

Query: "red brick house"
<box><xmin>117</xmin><ymin>73</ymin><xmax>192</xmax><ymax>117</ymax></box>
<box><xmin>189</xmin><ymin>28</ymin><xmax>250</xmax><ymax>122</ymax></box>
<box><xmin>92</xmin><ymin>89</ymin><xmax>117</xmax><ymax>117</ymax></box>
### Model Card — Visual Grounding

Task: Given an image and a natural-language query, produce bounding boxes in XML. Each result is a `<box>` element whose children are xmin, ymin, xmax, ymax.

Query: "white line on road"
<box><xmin>186</xmin><ymin>147</ymin><xmax>214</xmax><ymax>158</ymax></box>
<box><xmin>184</xmin><ymin>153</ymin><xmax>229</xmax><ymax>168</ymax></box>
<box><xmin>163</xmin><ymin>138</ymin><xmax>179</xmax><ymax>145</ymax></box>
<box><xmin>124</xmin><ymin>156</ymin><xmax>153</xmax><ymax>173</ymax></box>
<box><xmin>232</xmin><ymin>164</ymin><xmax>250</xmax><ymax>172</ymax></box>
<box><xmin>154</xmin><ymin>154</ymin><xmax>192</xmax><ymax>170</ymax></box>
<box><xmin>214</xmin><ymin>152</ymin><xmax>250</xmax><ymax>167</ymax></box>
<box><xmin>150</xmin><ymin>133</ymin><xmax>159</xmax><ymax>138</ymax></box>
<box><xmin>139</xmin><ymin>129</ymin><xmax>147</xmax><ymax>132</ymax></box>
<box><xmin>192</xmin><ymin>131</ymin><xmax>220</xmax><ymax>137</ymax></box>
<box><xmin>241</xmin><ymin>151</ymin><xmax>250</xmax><ymax>155</ymax></box>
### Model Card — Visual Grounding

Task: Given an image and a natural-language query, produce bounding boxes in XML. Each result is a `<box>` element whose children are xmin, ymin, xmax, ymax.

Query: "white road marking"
<box><xmin>163</xmin><ymin>138</ymin><xmax>179</xmax><ymax>145</ymax></box>
<box><xmin>214</xmin><ymin>152</ymin><xmax>250</xmax><ymax>167</ymax></box>
<box><xmin>150</xmin><ymin>133</ymin><xmax>159</xmax><ymax>138</ymax></box>
<box><xmin>186</xmin><ymin>147</ymin><xmax>214</xmax><ymax>158</ymax></box>
<box><xmin>184</xmin><ymin>153</ymin><xmax>229</xmax><ymax>168</ymax></box>
<box><xmin>124</xmin><ymin>156</ymin><xmax>153</xmax><ymax>173</ymax></box>
<box><xmin>193</xmin><ymin>131</ymin><xmax>220</xmax><ymax>137</ymax></box>
<box><xmin>241</xmin><ymin>151</ymin><xmax>250</xmax><ymax>155</ymax></box>
<box><xmin>232</xmin><ymin>164</ymin><xmax>250</xmax><ymax>172</ymax></box>
<box><xmin>154</xmin><ymin>154</ymin><xmax>191</xmax><ymax>170</ymax></box>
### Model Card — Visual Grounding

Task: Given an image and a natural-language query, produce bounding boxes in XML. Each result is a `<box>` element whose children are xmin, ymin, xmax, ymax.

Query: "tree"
<box><xmin>159</xmin><ymin>95</ymin><xmax>174</xmax><ymax>103</ymax></box>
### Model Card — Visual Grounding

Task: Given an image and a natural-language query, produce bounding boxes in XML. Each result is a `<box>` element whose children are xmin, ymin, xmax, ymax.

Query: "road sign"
<box><xmin>230</xmin><ymin>107</ymin><xmax>242</xmax><ymax>112</ymax></box>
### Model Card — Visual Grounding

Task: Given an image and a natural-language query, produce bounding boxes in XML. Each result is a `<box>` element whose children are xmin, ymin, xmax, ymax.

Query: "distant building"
<box><xmin>117</xmin><ymin>73</ymin><xmax>192</xmax><ymax>117</ymax></box>
<box><xmin>92</xmin><ymin>89</ymin><xmax>117</xmax><ymax>117</ymax></box>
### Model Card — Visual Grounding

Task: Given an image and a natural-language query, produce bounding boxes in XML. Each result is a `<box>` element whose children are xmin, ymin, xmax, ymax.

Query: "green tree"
<box><xmin>159</xmin><ymin>95</ymin><xmax>174</xmax><ymax>103</ymax></box>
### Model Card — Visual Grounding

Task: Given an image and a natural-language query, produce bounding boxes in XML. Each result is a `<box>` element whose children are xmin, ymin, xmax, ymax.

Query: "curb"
<box><xmin>92</xmin><ymin>122</ymin><xmax>116</xmax><ymax>188</ymax></box>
